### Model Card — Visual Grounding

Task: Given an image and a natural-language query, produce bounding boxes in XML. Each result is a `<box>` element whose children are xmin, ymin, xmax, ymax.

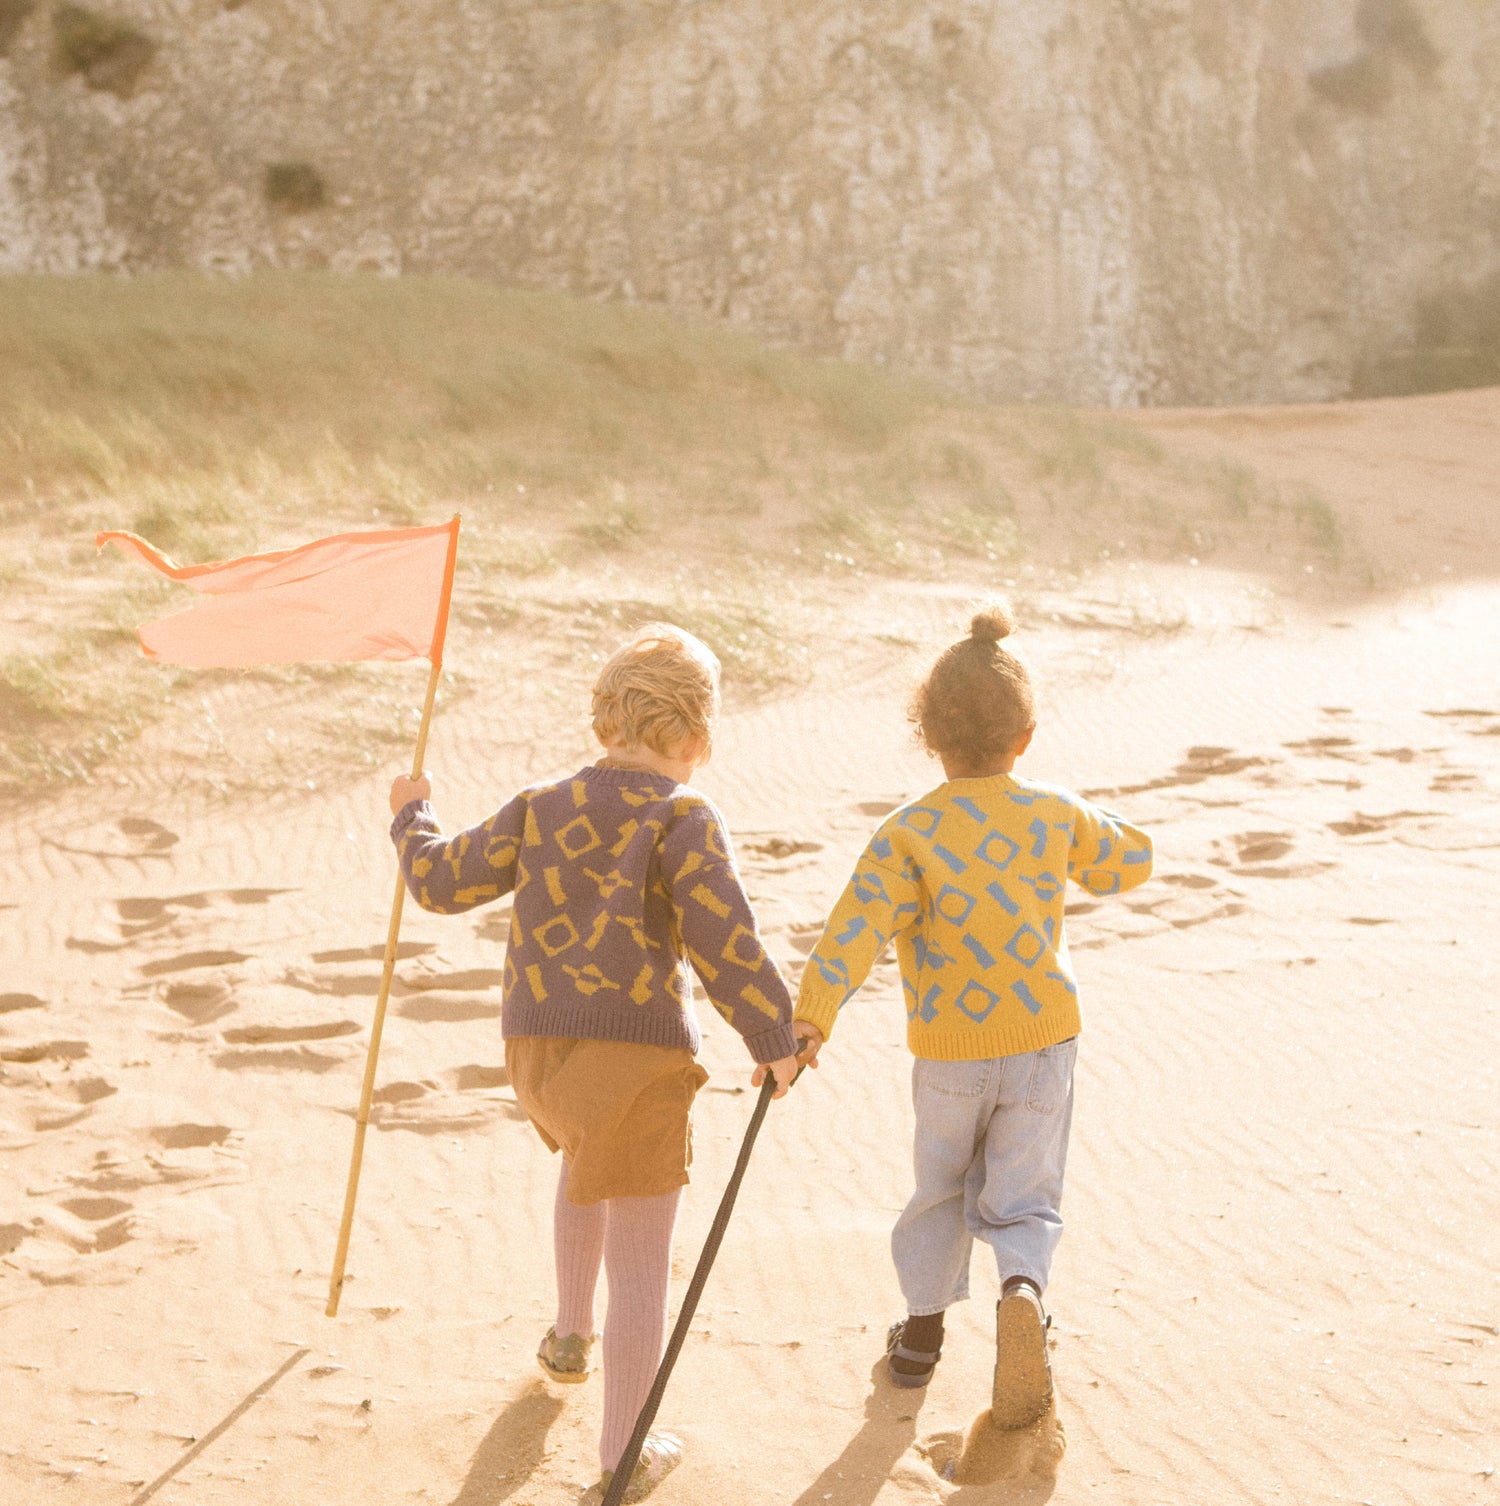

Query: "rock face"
<box><xmin>1</xmin><ymin>0</ymin><xmax>1495</xmax><ymax>405</ymax></box>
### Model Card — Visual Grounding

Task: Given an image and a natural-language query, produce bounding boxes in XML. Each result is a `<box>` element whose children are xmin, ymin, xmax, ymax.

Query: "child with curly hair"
<box><xmin>388</xmin><ymin>624</ymin><xmax>800</xmax><ymax>1502</ymax></box>
<box><xmin>792</xmin><ymin>604</ymin><xmax>1152</xmax><ymax>1427</ymax></box>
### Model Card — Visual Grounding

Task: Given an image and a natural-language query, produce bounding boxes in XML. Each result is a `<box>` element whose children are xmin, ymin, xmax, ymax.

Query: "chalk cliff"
<box><xmin>1</xmin><ymin>1</ymin><xmax>1495</xmax><ymax>404</ymax></box>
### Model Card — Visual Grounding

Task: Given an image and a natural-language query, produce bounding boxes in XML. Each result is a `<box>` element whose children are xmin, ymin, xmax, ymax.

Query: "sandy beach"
<box><xmin>2</xmin><ymin>385</ymin><xmax>1498</xmax><ymax>1505</ymax></box>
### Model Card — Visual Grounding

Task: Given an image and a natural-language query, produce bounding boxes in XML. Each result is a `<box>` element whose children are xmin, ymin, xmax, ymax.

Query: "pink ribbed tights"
<box><xmin>552</xmin><ymin>1162</ymin><xmax>681</xmax><ymax>1472</ymax></box>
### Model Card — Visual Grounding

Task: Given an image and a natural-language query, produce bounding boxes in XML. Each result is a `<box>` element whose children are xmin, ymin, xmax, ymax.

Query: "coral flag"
<box><xmin>96</xmin><ymin>518</ymin><xmax>461</xmax><ymax>669</ymax></box>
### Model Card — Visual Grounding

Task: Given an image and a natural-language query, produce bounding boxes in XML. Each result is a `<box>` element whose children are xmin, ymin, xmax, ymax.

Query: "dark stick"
<box><xmin>600</xmin><ymin>1067</ymin><xmax>787</xmax><ymax>1505</ymax></box>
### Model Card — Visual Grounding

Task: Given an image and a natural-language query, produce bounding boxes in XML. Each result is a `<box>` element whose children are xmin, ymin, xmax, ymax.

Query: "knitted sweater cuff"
<box><xmin>389</xmin><ymin>799</ymin><xmax>434</xmax><ymax>841</ymax></box>
<box><xmin>793</xmin><ymin>987</ymin><xmax>842</xmax><ymax>1045</ymax></box>
<box><xmin>741</xmin><ymin>1020</ymin><xmax>799</xmax><ymax>1066</ymax></box>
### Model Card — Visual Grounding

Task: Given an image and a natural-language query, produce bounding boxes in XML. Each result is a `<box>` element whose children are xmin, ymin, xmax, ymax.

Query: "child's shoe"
<box><xmin>885</xmin><ymin>1312</ymin><xmax>945</xmax><ymax>1388</ymax></box>
<box><xmin>537</xmin><ymin>1326</ymin><xmax>594</xmax><ymax>1384</ymax></box>
<box><xmin>595</xmin><ymin>1432</ymin><xmax>683</xmax><ymax>1503</ymax></box>
<box><xmin>991</xmin><ymin>1283</ymin><xmax>1052</xmax><ymax>1428</ymax></box>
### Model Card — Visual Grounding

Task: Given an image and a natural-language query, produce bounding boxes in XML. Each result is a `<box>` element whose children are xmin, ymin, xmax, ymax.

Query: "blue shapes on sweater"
<box><xmin>976</xmin><ymin>830</ymin><xmax>1020</xmax><ymax>871</ymax></box>
<box><xmin>899</xmin><ymin>805</ymin><xmax>944</xmax><ymax>838</ymax></box>
<box><xmin>1012</xmin><ymin>980</ymin><xmax>1044</xmax><ymax>1016</ymax></box>
<box><xmin>835</xmin><ymin>915</ymin><xmax>867</xmax><ymax>946</ymax></box>
<box><xmin>955</xmin><ymin>980</ymin><xmax>1001</xmax><ymax>1022</ymax></box>
<box><xmin>934</xmin><ymin>884</ymin><xmax>977</xmax><ymax>926</ymax></box>
<box><xmin>919</xmin><ymin>982</ymin><xmax>943</xmax><ymax>1024</ymax></box>
<box><xmin>1004</xmin><ymin>923</ymin><xmax>1046</xmax><ymax>968</ymax></box>
<box><xmin>985</xmin><ymin>879</ymin><xmax>1020</xmax><ymax>916</ymax></box>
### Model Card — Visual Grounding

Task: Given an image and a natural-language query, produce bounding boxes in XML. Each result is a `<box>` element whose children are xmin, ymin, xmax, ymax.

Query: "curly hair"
<box><xmin>910</xmin><ymin>603</ymin><xmax>1034</xmax><ymax>768</ymax></box>
<box><xmin>591</xmin><ymin>623</ymin><xmax>721</xmax><ymax>758</ymax></box>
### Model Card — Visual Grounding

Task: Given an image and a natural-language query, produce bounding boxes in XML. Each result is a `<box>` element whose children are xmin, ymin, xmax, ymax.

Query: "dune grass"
<box><xmin>0</xmin><ymin>272</ymin><xmax>1338</xmax><ymax>796</ymax></box>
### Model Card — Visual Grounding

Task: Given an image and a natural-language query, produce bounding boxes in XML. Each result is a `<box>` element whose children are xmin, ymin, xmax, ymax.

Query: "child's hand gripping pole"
<box><xmin>600</xmin><ymin>1041</ymin><xmax>811</xmax><ymax>1506</ymax></box>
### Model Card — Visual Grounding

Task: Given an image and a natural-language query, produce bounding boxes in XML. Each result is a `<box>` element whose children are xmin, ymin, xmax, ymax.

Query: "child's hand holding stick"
<box><xmin>751</xmin><ymin>1022</ymin><xmax>824</xmax><ymax>1097</ymax></box>
<box><xmin>390</xmin><ymin>772</ymin><xmax>432</xmax><ymax>815</ymax></box>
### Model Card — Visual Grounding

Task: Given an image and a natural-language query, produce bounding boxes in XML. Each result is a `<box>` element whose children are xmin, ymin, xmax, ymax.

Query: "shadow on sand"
<box><xmin>788</xmin><ymin>1358</ymin><xmax>1064</xmax><ymax>1505</ymax></box>
<box><xmin>446</xmin><ymin>1379</ymin><xmax>565</xmax><ymax>1506</ymax></box>
<box><xmin>789</xmin><ymin>1358</ymin><xmax>933</xmax><ymax>1506</ymax></box>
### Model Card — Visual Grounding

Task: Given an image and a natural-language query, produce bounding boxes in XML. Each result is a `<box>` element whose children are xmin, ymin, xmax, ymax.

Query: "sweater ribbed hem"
<box><xmin>505</xmin><ymin>1000</ymin><xmax>701</xmax><ymax>1055</ymax></box>
<box><xmin>797</xmin><ymin>986</ymin><xmax>1080</xmax><ymax>1061</ymax></box>
<box><xmin>504</xmin><ymin>1003</ymin><xmax>796</xmax><ymax>1065</ymax></box>
<box><xmin>907</xmin><ymin>1006</ymin><xmax>1082</xmax><ymax>1061</ymax></box>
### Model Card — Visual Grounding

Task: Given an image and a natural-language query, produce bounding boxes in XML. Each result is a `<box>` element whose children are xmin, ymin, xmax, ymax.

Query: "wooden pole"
<box><xmin>326</xmin><ymin>517</ymin><xmax>459</xmax><ymax>1318</ymax></box>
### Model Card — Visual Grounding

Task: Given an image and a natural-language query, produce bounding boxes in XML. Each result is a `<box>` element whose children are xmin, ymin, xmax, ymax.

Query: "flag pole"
<box><xmin>326</xmin><ymin>517</ymin><xmax>460</xmax><ymax>1317</ymax></box>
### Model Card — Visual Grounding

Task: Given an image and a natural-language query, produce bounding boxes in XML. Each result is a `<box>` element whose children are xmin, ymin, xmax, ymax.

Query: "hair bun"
<box><xmin>969</xmin><ymin>603</ymin><xmax>1015</xmax><ymax>644</ymax></box>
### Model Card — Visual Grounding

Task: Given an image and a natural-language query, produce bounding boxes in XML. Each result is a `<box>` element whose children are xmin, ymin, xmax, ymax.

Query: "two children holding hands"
<box><xmin>389</xmin><ymin>606</ymin><xmax>1151</xmax><ymax>1502</ymax></box>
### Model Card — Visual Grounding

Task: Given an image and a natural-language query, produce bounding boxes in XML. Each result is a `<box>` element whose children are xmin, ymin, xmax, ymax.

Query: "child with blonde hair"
<box><xmin>388</xmin><ymin>624</ymin><xmax>800</xmax><ymax>1502</ymax></box>
<box><xmin>792</xmin><ymin>604</ymin><xmax>1152</xmax><ymax>1427</ymax></box>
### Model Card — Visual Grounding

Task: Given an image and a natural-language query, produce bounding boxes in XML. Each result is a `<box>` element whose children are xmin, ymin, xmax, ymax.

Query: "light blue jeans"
<box><xmin>893</xmin><ymin>1038</ymin><xmax>1078</xmax><ymax>1316</ymax></box>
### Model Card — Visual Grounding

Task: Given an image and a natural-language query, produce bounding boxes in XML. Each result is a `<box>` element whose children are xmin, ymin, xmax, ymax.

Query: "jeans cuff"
<box><xmin>906</xmin><ymin>1289</ymin><xmax>968</xmax><ymax>1318</ymax></box>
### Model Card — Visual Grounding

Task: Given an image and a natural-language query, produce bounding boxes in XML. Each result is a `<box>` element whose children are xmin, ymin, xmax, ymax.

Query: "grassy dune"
<box><xmin>0</xmin><ymin>273</ymin><xmax>1338</xmax><ymax>796</ymax></box>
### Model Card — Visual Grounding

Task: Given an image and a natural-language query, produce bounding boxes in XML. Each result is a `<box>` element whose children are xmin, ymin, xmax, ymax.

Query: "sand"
<box><xmin>2</xmin><ymin>390</ymin><xmax>1497</xmax><ymax>1505</ymax></box>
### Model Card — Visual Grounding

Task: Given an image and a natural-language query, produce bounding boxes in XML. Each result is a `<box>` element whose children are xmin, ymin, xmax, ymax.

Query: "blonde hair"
<box><xmin>910</xmin><ymin>603</ymin><xmax>1035</xmax><ymax>767</ymax></box>
<box><xmin>591</xmin><ymin>623</ymin><xmax>721</xmax><ymax>758</ymax></box>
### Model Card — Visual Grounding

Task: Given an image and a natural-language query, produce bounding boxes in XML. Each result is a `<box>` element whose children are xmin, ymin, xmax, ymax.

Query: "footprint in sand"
<box><xmin>396</xmin><ymin>996</ymin><xmax>504</xmax><ymax>1023</ymax></box>
<box><xmin>1210</xmin><ymin>831</ymin><xmax>1331</xmax><ymax>879</ymax></box>
<box><xmin>474</xmin><ymin>910</ymin><xmax>513</xmax><ymax>942</ymax></box>
<box><xmin>1</xmin><ymin>1039</ymin><xmax>88</xmax><ymax>1064</ymax></box>
<box><xmin>919</xmin><ymin>1401</ymin><xmax>1066</xmax><ymax>1488</ymax></box>
<box><xmin>61</xmin><ymin>1077</ymin><xmax>117</xmax><ymax>1105</ymax></box>
<box><xmin>0</xmin><ymin>992</ymin><xmax>45</xmax><ymax>1015</ymax></box>
<box><xmin>745</xmin><ymin>837</ymin><xmax>824</xmax><ymax>860</ymax></box>
<box><xmin>71</xmin><ymin>889</ymin><xmax>294</xmax><ymax>954</ymax></box>
<box><xmin>449</xmin><ymin>1064</ymin><xmax>509</xmax><ymax>1091</ymax></box>
<box><xmin>397</xmin><ymin>967</ymin><xmax>507</xmax><ymax>993</ymax></box>
<box><xmin>1283</xmin><ymin>735</ymin><xmax>1362</xmax><ymax>760</ymax></box>
<box><xmin>160</xmin><ymin>976</ymin><xmax>237</xmax><ymax>1025</ymax></box>
<box><xmin>373</xmin><ymin>1081</ymin><xmax>432</xmax><ymax>1105</ymax></box>
<box><xmin>45</xmin><ymin>816</ymin><xmax>179</xmax><ymax>860</ymax></box>
<box><xmin>60</xmin><ymin>1195</ymin><xmax>132</xmax><ymax>1222</ymax></box>
<box><xmin>1087</xmin><ymin>745</ymin><xmax>1279</xmax><ymax>801</ymax></box>
<box><xmin>151</xmin><ymin>1124</ymin><xmax>233</xmax><ymax>1150</ymax></box>
<box><xmin>1422</xmin><ymin>707</ymin><xmax>1498</xmax><ymax>724</ymax></box>
<box><xmin>365</xmin><ymin>1067</ymin><xmax>516</xmax><ymax>1133</ymax></box>
<box><xmin>221</xmin><ymin>1020</ymin><xmax>361</xmax><ymax>1046</ymax></box>
<box><xmin>1072</xmin><ymin>875</ymin><xmax>1247</xmax><ymax>942</ymax></box>
<box><xmin>1327</xmin><ymin>809</ymin><xmax>1438</xmax><ymax>838</ymax></box>
<box><xmin>25</xmin><ymin>1205</ymin><xmax>134</xmax><ymax>1254</ymax></box>
<box><xmin>310</xmin><ymin>942</ymin><xmax>436</xmax><ymax>965</ymax></box>
<box><xmin>1429</xmin><ymin>772</ymin><xmax>1481</xmax><ymax>792</ymax></box>
<box><xmin>141</xmin><ymin>949</ymin><xmax>251</xmax><ymax>978</ymax></box>
<box><xmin>855</xmin><ymin>799</ymin><xmax>904</xmax><ymax>817</ymax></box>
<box><xmin>213</xmin><ymin>1046</ymin><xmax>345</xmax><ymax>1074</ymax></box>
<box><xmin>786</xmin><ymin>922</ymin><xmax>826</xmax><ymax>956</ymax></box>
<box><xmin>283</xmin><ymin>967</ymin><xmax>384</xmax><ymax>998</ymax></box>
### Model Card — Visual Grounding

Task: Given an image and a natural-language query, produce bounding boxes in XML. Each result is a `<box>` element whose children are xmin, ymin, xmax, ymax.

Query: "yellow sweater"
<box><xmin>795</xmin><ymin>774</ymin><xmax>1153</xmax><ymax>1061</ymax></box>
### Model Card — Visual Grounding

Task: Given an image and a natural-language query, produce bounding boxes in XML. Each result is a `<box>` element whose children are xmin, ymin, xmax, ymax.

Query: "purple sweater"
<box><xmin>390</xmin><ymin>765</ymin><xmax>796</xmax><ymax>1064</ymax></box>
